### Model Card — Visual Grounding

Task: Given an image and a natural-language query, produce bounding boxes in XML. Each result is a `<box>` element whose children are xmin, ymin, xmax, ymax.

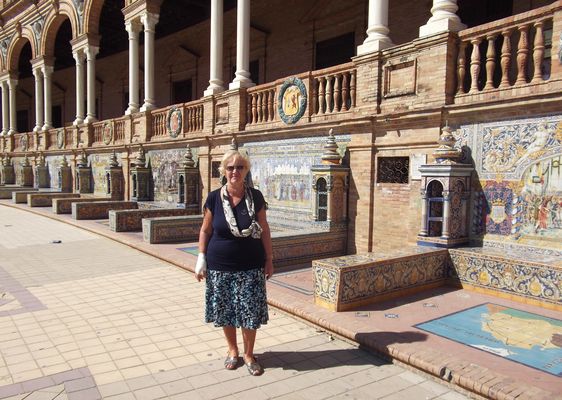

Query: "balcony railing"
<box><xmin>455</xmin><ymin>4</ymin><xmax>557</xmax><ymax>100</ymax></box>
<box><xmin>150</xmin><ymin>101</ymin><xmax>204</xmax><ymax>140</ymax></box>
<box><xmin>311</xmin><ymin>63</ymin><xmax>357</xmax><ymax>117</ymax></box>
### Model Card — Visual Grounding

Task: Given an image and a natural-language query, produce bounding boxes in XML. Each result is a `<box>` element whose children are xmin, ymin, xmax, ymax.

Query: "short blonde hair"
<box><xmin>218</xmin><ymin>149</ymin><xmax>251</xmax><ymax>175</ymax></box>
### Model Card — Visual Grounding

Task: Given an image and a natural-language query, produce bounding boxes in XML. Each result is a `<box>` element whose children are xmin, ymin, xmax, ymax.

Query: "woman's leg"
<box><xmin>223</xmin><ymin>326</ymin><xmax>238</xmax><ymax>357</ymax></box>
<box><xmin>241</xmin><ymin>327</ymin><xmax>256</xmax><ymax>362</ymax></box>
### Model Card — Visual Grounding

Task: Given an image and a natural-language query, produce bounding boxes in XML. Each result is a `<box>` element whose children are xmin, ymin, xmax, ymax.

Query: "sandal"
<box><xmin>224</xmin><ymin>354</ymin><xmax>239</xmax><ymax>370</ymax></box>
<box><xmin>245</xmin><ymin>357</ymin><xmax>264</xmax><ymax>376</ymax></box>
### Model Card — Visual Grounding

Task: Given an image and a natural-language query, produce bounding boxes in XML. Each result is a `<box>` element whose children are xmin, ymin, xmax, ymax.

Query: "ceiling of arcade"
<box><xmin>1</xmin><ymin>0</ymin><xmax>235</xmax><ymax>77</ymax></box>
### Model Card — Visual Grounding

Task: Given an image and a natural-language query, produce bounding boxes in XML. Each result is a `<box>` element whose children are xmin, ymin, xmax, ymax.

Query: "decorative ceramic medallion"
<box><xmin>56</xmin><ymin>129</ymin><xmax>65</xmax><ymax>149</ymax></box>
<box><xmin>102</xmin><ymin>122</ymin><xmax>113</xmax><ymax>145</ymax></box>
<box><xmin>167</xmin><ymin>106</ymin><xmax>182</xmax><ymax>138</ymax></box>
<box><xmin>278</xmin><ymin>77</ymin><xmax>307</xmax><ymax>124</ymax></box>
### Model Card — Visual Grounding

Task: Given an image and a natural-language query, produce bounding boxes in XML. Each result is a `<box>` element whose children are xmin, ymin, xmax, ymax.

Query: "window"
<box><xmin>316</xmin><ymin>177</ymin><xmax>328</xmax><ymax>222</ymax></box>
<box><xmin>377</xmin><ymin>157</ymin><xmax>409</xmax><ymax>184</ymax></box>
<box><xmin>315</xmin><ymin>33</ymin><xmax>355</xmax><ymax>70</ymax></box>
<box><xmin>172</xmin><ymin>79</ymin><xmax>193</xmax><ymax>104</ymax></box>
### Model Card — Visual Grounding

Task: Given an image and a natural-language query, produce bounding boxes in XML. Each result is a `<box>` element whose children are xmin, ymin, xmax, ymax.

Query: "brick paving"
<box><xmin>0</xmin><ymin>204</ymin><xmax>470</xmax><ymax>400</ymax></box>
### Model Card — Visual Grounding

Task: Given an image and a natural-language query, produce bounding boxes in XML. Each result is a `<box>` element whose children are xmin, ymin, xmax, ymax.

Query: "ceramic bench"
<box><xmin>142</xmin><ymin>215</ymin><xmax>203</xmax><ymax>243</ymax></box>
<box><xmin>12</xmin><ymin>190</ymin><xmax>44</xmax><ymax>203</ymax></box>
<box><xmin>52</xmin><ymin>197</ymin><xmax>112</xmax><ymax>214</ymax></box>
<box><xmin>0</xmin><ymin>187</ymin><xmax>38</xmax><ymax>199</ymax></box>
<box><xmin>313</xmin><ymin>246</ymin><xmax>449</xmax><ymax>311</ymax></box>
<box><xmin>72</xmin><ymin>201</ymin><xmax>138</xmax><ymax>220</ymax></box>
<box><xmin>109</xmin><ymin>208</ymin><xmax>198</xmax><ymax>232</ymax></box>
<box><xmin>271</xmin><ymin>228</ymin><xmax>348</xmax><ymax>269</ymax></box>
<box><xmin>448</xmin><ymin>246</ymin><xmax>561</xmax><ymax>311</ymax></box>
<box><xmin>27</xmin><ymin>192</ymin><xmax>81</xmax><ymax>207</ymax></box>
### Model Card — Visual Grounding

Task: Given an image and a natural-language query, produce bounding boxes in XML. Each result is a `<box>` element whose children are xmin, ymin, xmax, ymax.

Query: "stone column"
<box><xmin>0</xmin><ymin>81</ymin><xmax>8</xmax><ymax>135</ymax></box>
<box><xmin>357</xmin><ymin>0</ymin><xmax>393</xmax><ymax>55</ymax></box>
<box><xmin>42</xmin><ymin>65</ymin><xmax>53</xmax><ymax>130</ymax></box>
<box><xmin>73</xmin><ymin>49</ymin><xmax>86</xmax><ymax>125</ymax></box>
<box><xmin>204</xmin><ymin>0</ymin><xmax>225</xmax><ymax>96</ymax></box>
<box><xmin>140</xmin><ymin>13</ymin><xmax>159</xmax><ymax>112</ymax></box>
<box><xmin>125</xmin><ymin>19</ymin><xmax>142</xmax><ymax>115</ymax></box>
<box><xmin>7</xmin><ymin>78</ymin><xmax>17</xmax><ymax>135</ymax></box>
<box><xmin>33</xmin><ymin>67</ymin><xmax>44</xmax><ymax>132</ymax></box>
<box><xmin>441</xmin><ymin>191</ymin><xmax>451</xmax><ymax>239</ymax></box>
<box><xmin>229</xmin><ymin>0</ymin><xmax>253</xmax><ymax>89</ymax></box>
<box><xmin>419</xmin><ymin>189</ymin><xmax>429</xmax><ymax>236</ymax></box>
<box><xmin>419</xmin><ymin>0</ymin><xmax>466</xmax><ymax>37</ymax></box>
<box><xmin>85</xmin><ymin>45</ymin><xmax>99</xmax><ymax>123</ymax></box>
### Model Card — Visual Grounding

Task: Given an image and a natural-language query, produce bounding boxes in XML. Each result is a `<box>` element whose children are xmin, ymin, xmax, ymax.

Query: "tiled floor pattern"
<box><xmin>0</xmin><ymin>206</ymin><xmax>468</xmax><ymax>399</ymax></box>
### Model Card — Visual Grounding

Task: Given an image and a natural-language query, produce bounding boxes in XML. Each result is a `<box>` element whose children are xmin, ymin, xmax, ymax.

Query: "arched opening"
<box><xmin>16</xmin><ymin>41</ymin><xmax>32</xmax><ymax>133</ymax></box>
<box><xmin>53</xmin><ymin>19</ymin><xmax>73</xmax><ymax>128</ymax></box>
<box><xmin>106</xmin><ymin>172</ymin><xmax>112</xmax><ymax>194</ymax></box>
<box><xmin>178</xmin><ymin>174</ymin><xmax>185</xmax><ymax>203</ymax></box>
<box><xmin>132</xmin><ymin>174</ymin><xmax>138</xmax><ymax>198</ymax></box>
<box><xmin>98</xmin><ymin>1</ymin><xmax>127</xmax><ymax>59</ymax></box>
<box><xmin>427</xmin><ymin>180</ymin><xmax>444</xmax><ymax>237</ymax></box>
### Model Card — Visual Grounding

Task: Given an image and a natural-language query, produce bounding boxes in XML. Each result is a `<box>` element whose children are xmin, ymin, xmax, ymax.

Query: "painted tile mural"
<box><xmin>455</xmin><ymin>115</ymin><xmax>562</xmax><ymax>252</ymax></box>
<box><xmin>243</xmin><ymin>136</ymin><xmax>349</xmax><ymax>212</ymax></box>
<box><xmin>148</xmin><ymin>148</ymin><xmax>198</xmax><ymax>204</ymax></box>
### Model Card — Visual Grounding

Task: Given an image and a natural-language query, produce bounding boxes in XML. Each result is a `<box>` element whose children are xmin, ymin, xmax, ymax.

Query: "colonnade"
<box><xmin>0</xmin><ymin>0</ymin><xmax>463</xmax><ymax>136</ymax></box>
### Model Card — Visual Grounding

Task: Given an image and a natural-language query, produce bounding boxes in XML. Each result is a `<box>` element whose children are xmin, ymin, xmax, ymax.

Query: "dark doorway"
<box><xmin>315</xmin><ymin>32</ymin><xmax>355</xmax><ymax>70</ymax></box>
<box><xmin>458</xmin><ymin>0</ymin><xmax>513</xmax><ymax>28</ymax></box>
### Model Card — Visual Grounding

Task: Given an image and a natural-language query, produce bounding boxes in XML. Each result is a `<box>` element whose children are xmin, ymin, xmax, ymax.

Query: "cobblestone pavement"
<box><xmin>0</xmin><ymin>206</ymin><xmax>470</xmax><ymax>399</ymax></box>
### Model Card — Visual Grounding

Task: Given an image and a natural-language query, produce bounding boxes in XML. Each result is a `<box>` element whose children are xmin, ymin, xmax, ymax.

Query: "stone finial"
<box><xmin>230</xmin><ymin>138</ymin><xmax>238</xmax><ymax>151</ymax></box>
<box><xmin>61</xmin><ymin>155</ymin><xmax>69</xmax><ymax>168</ymax></box>
<box><xmin>23</xmin><ymin>154</ymin><xmax>30</xmax><ymax>166</ymax></box>
<box><xmin>433</xmin><ymin>122</ymin><xmax>462</xmax><ymax>163</ymax></box>
<box><xmin>109</xmin><ymin>150</ymin><xmax>119</xmax><ymax>168</ymax></box>
<box><xmin>182</xmin><ymin>144</ymin><xmax>196</xmax><ymax>168</ymax></box>
<box><xmin>135</xmin><ymin>144</ymin><xmax>146</xmax><ymax>167</ymax></box>
<box><xmin>78</xmin><ymin>149</ymin><xmax>88</xmax><ymax>168</ymax></box>
<box><xmin>38</xmin><ymin>152</ymin><xmax>46</xmax><ymax>167</ymax></box>
<box><xmin>321</xmin><ymin>129</ymin><xmax>342</xmax><ymax>165</ymax></box>
<box><xmin>2</xmin><ymin>153</ymin><xmax>9</xmax><ymax>166</ymax></box>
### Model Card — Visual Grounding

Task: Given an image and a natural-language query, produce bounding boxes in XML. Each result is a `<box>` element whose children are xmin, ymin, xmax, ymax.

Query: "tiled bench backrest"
<box><xmin>72</xmin><ymin>201</ymin><xmax>138</xmax><ymax>220</ymax></box>
<box><xmin>28</xmin><ymin>193</ymin><xmax>80</xmax><ymax>207</ymax></box>
<box><xmin>449</xmin><ymin>247</ymin><xmax>561</xmax><ymax>311</ymax></box>
<box><xmin>52</xmin><ymin>197</ymin><xmax>112</xmax><ymax>214</ymax></box>
<box><xmin>12</xmin><ymin>190</ymin><xmax>41</xmax><ymax>203</ymax></box>
<box><xmin>109</xmin><ymin>208</ymin><xmax>199</xmax><ymax>232</ymax></box>
<box><xmin>272</xmin><ymin>229</ymin><xmax>348</xmax><ymax>269</ymax></box>
<box><xmin>0</xmin><ymin>187</ymin><xmax>38</xmax><ymax>199</ymax></box>
<box><xmin>313</xmin><ymin>247</ymin><xmax>449</xmax><ymax>311</ymax></box>
<box><xmin>142</xmin><ymin>215</ymin><xmax>203</xmax><ymax>243</ymax></box>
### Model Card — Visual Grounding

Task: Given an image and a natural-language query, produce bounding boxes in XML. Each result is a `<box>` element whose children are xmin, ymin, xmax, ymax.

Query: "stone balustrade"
<box><xmin>455</xmin><ymin>3</ymin><xmax>561</xmax><ymax>103</ymax></box>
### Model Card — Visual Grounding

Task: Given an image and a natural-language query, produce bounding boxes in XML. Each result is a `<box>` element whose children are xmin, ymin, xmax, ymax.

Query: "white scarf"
<box><xmin>220</xmin><ymin>185</ymin><xmax>263</xmax><ymax>239</ymax></box>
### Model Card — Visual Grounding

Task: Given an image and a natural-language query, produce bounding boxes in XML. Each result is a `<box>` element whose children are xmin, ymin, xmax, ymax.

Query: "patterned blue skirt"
<box><xmin>205</xmin><ymin>268</ymin><xmax>269</xmax><ymax>330</ymax></box>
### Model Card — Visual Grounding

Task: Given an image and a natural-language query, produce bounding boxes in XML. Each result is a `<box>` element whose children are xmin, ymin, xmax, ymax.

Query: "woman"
<box><xmin>195</xmin><ymin>149</ymin><xmax>273</xmax><ymax>376</ymax></box>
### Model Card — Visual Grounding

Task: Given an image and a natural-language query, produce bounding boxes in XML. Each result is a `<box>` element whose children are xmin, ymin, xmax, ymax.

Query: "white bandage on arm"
<box><xmin>195</xmin><ymin>253</ymin><xmax>207</xmax><ymax>275</ymax></box>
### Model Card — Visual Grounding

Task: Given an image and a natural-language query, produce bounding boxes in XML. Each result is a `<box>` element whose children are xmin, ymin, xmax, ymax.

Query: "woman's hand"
<box><xmin>195</xmin><ymin>253</ymin><xmax>207</xmax><ymax>282</ymax></box>
<box><xmin>264</xmin><ymin>259</ymin><xmax>274</xmax><ymax>280</ymax></box>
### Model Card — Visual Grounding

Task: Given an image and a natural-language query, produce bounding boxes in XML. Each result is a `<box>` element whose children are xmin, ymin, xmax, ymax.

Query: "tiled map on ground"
<box><xmin>416</xmin><ymin>303</ymin><xmax>562</xmax><ymax>376</ymax></box>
